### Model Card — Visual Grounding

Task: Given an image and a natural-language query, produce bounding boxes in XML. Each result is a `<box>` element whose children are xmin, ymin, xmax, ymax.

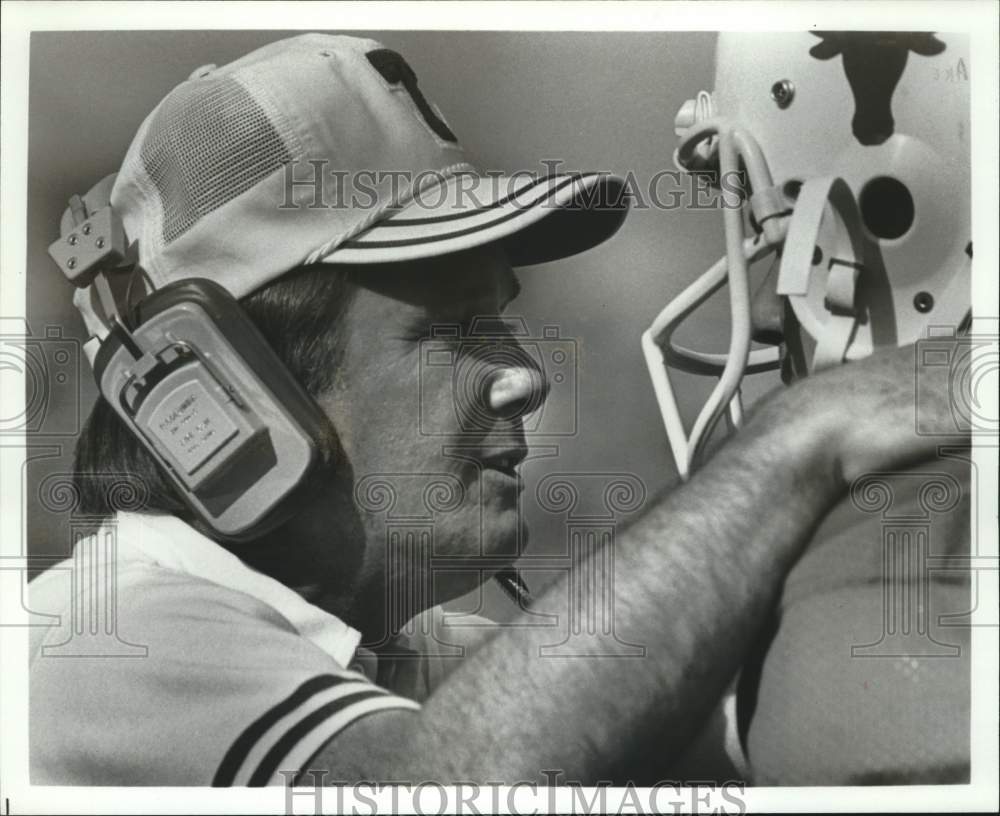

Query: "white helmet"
<box><xmin>643</xmin><ymin>31</ymin><xmax>971</xmax><ymax>480</ymax></box>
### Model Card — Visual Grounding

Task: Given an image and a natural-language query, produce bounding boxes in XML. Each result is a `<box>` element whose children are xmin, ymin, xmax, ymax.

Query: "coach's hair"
<box><xmin>73</xmin><ymin>264</ymin><xmax>357</xmax><ymax>520</ymax></box>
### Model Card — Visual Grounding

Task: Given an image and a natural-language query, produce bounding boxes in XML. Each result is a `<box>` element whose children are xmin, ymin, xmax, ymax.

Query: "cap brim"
<box><xmin>317</xmin><ymin>172</ymin><xmax>629</xmax><ymax>267</ymax></box>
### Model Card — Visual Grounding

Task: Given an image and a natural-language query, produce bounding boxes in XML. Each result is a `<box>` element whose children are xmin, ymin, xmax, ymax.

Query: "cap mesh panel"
<box><xmin>139</xmin><ymin>76</ymin><xmax>292</xmax><ymax>244</ymax></box>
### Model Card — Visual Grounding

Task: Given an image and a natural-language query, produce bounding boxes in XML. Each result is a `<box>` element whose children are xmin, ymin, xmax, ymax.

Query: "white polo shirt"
<box><xmin>29</xmin><ymin>512</ymin><xmax>486</xmax><ymax>786</ymax></box>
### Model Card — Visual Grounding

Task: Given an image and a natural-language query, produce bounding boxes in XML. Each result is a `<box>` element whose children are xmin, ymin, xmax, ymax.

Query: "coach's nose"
<box><xmin>487</xmin><ymin>364</ymin><xmax>549</xmax><ymax>421</ymax></box>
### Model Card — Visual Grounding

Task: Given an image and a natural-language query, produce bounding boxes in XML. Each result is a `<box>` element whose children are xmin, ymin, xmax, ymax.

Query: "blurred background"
<box><xmin>23</xmin><ymin>30</ymin><xmax>782</xmax><ymax>615</ymax></box>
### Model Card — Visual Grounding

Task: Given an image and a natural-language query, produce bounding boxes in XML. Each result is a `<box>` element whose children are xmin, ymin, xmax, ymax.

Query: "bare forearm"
<box><xmin>317</xmin><ymin>389</ymin><xmax>840</xmax><ymax>781</ymax></box>
<box><xmin>423</xmin><ymin>393</ymin><xmax>834</xmax><ymax>777</ymax></box>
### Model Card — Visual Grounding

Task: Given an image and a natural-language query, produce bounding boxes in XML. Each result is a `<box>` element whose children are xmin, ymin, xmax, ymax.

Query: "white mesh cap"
<box><xmin>110</xmin><ymin>33</ymin><xmax>629</xmax><ymax>299</ymax></box>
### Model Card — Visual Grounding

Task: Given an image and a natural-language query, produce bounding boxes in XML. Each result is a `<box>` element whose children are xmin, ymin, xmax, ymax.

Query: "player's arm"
<box><xmin>306</xmin><ymin>341</ymin><xmax>965</xmax><ymax>783</ymax></box>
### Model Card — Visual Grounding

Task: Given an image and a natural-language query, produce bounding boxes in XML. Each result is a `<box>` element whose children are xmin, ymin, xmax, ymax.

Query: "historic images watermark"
<box><xmin>0</xmin><ymin>318</ymin><xmax>81</xmax><ymax>437</ymax></box>
<box><xmin>849</xmin><ymin>466</ymin><xmax>970</xmax><ymax>658</ymax></box>
<box><xmin>279</xmin><ymin>159</ymin><xmax>746</xmax><ymax>213</ymax></box>
<box><xmin>914</xmin><ymin>321</ymin><xmax>999</xmax><ymax>437</ymax></box>
<box><xmin>282</xmin><ymin>775</ymin><xmax>747</xmax><ymax>815</ymax></box>
<box><xmin>1</xmin><ymin>319</ymin><xmax>87</xmax><ymax>641</ymax></box>
<box><xmin>29</xmin><ymin>471</ymin><xmax>151</xmax><ymax>658</ymax></box>
<box><xmin>844</xmin><ymin>322</ymin><xmax>999</xmax><ymax>659</ymax></box>
<box><xmin>418</xmin><ymin>317</ymin><xmax>577</xmax><ymax>439</ymax></box>
<box><xmin>355</xmin><ymin>460</ymin><xmax>648</xmax><ymax>659</ymax></box>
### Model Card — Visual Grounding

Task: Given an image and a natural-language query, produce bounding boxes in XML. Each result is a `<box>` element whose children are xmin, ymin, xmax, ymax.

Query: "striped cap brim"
<box><xmin>318</xmin><ymin>172</ymin><xmax>629</xmax><ymax>266</ymax></box>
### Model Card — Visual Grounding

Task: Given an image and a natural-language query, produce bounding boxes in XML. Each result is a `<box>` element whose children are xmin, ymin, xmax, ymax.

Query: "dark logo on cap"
<box><xmin>366</xmin><ymin>49</ymin><xmax>458</xmax><ymax>143</ymax></box>
<box><xmin>809</xmin><ymin>31</ymin><xmax>946</xmax><ymax>146</ymax></box>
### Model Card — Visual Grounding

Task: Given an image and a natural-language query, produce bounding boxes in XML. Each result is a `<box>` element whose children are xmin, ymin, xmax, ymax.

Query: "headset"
<box><xmin>49</xmin><ymin>175</ymin><xmax>532</xmax><ymax>603</ymax></box>
<box><xmin>49</xmin><ymin>175</ymin><xmax>333</xmax><ymax>542</ymax></box>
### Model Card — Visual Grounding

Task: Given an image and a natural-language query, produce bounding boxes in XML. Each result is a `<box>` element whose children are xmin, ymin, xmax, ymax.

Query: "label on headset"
<box><xmin>146</xmin><ymin>377</ymin><xmax>239</xmax><ymax>475</ymax></box>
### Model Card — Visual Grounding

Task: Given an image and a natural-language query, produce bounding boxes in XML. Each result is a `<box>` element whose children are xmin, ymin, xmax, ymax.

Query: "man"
<box><xmin>30</xmin><ymin>32</ymin><xmax>967</xmax><ymax>786</ymax></box>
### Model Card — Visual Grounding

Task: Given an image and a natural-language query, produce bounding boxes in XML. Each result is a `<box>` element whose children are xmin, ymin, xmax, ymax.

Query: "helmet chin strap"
<box><xmin>811</xmin><ymin>279</ymin><xmax>859</xmax><ymax>371</ymax></box>
<box><xmin>776</xmin><ymin>176</ymin><xmax>867</xmax><ymax>375</ymax></box>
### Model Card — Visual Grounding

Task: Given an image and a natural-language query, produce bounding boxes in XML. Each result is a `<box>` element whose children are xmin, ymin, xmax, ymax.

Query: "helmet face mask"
<box><xmin>643</xmin><ymin>31</ymin><xmax>971</xmax><ymax>481</ymax></box>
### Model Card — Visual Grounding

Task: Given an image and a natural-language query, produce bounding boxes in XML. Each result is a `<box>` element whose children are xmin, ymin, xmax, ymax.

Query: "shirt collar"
<box><xmin>110</xmin><ymin>512</ymin><xmax>362</xmax><ymax>668</ymax></box>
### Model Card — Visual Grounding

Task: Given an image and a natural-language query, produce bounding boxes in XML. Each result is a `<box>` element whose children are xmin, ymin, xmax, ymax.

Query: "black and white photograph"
<box><xmin>1</xmin><ymin>2</ymin><xmax>997</xmax><ymax>813</ymax></box>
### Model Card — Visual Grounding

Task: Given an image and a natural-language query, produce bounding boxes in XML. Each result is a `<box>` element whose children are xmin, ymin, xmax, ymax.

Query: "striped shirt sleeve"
<box><xmin>30</xmin><ymin>568</ymin><xmax>419</xmax><ymax>786</ymax></box>
<box><xmin>215</xmin><ymin>673</ymin><xmax>420</xmax><ymax>786</ymax></box>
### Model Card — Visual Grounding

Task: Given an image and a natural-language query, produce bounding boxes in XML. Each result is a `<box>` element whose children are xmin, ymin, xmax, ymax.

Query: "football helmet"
<box><xmin>643</xmin><ymin>31</ymin><xmax>971</xmax><ymax>479</ymax></box>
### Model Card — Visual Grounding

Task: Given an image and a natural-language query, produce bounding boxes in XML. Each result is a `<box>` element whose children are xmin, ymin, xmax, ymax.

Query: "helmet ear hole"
<box><xmin>782</xmin><ymin>179</ymin><xmax>803</xmax><ymax>202</ymax></box>
<box><xmin>859</xmin><ymin>176</ymin><xmax>915</xmax><ymax>240</ymax></box>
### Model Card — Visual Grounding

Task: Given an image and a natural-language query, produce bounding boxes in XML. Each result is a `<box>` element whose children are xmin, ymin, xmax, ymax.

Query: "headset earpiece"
<box><xmin>50</xmin><ymin>183</ymin><xmax>335</xmax><ymax>541</ymax></box>
<box><xmin>92</xmin><ymin>278</ymin><xmax>334</xmax><ymax>540</ymax></box>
